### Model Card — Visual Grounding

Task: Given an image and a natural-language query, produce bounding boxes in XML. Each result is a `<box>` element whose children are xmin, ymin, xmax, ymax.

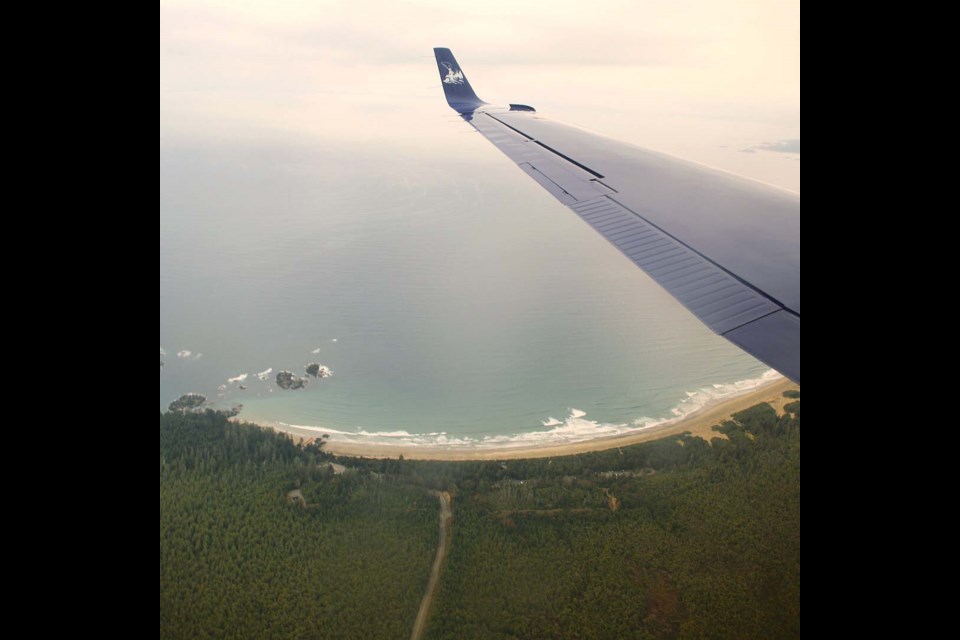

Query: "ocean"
<box><xmin>160</xmin><ymin>130</ymin><xmax>774</xmax><ymax>450</ymax></box>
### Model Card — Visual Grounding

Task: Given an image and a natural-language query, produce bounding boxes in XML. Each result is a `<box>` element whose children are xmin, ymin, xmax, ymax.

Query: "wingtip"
<box><xmin>433</xmin><ymin>48</ymin><xmax>485</xmax><ymax>113</ymax></box>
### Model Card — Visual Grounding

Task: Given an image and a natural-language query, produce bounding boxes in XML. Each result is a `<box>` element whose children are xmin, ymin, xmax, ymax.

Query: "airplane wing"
<box><xmin>434</xmin><ymin>48</ymin><xmax>801</xmax><ymax>384</ymax></box>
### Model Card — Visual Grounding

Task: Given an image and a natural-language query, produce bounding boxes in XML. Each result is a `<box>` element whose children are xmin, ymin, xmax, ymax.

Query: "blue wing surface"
<box><xmin>434</xmin><ymin>49</ymin><xmax>801</xmax><ymax>384</ymax></box>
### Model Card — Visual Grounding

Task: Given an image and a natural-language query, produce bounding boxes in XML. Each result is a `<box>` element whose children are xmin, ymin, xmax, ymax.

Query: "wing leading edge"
<box><xmin>434</xmin><ymin>49</ymin><xmax>801</xmax><ymax>384</ymax></box>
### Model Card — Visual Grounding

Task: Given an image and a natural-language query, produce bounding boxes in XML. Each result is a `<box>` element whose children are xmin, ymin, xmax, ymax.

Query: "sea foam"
<box><xmin>259</xmin><ymin>370</ymin><xmax>783</xmax><ymax>450</ymax></box>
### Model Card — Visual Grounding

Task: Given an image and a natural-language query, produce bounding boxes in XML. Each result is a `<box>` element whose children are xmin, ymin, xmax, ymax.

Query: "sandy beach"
<box><xmin>254</xmin><ymin>377</ymin><xmax>798</xmax><ymax>461</ymax></box>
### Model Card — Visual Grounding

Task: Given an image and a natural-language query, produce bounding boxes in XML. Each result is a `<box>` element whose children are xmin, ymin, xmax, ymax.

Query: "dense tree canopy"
<box><xmin>160</xmin><ymin>401</ymin><xmax>801</xmax><ymax>639</ymax></box>
<box><xmin>160</xmin><ymin>412</ymin><xmax>437</xmax><ymax>640</ymax></box>
<box><xmin>425</xmin><ymin>404</ymin><xmax>801</xmax><ymax>639</ymax></box>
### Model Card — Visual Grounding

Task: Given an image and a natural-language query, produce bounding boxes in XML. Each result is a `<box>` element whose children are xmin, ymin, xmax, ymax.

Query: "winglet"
<box><xmin>434</xmin><ymin>48</ymin><xmax>486</xmax><ymax>113</ymax></box>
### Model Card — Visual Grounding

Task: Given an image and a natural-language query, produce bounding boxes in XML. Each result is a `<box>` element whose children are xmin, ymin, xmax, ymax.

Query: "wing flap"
<box><xmin>519</xmin><ymin>164</ymin><xmax>578</xmax><ymax>205</ymax></box>
<box><xmin>435</xmin><ymin>49</ymin><xmax>801</xmax><ymax>383</ymax></box>
<box><xmin>726</xmin><ymin>312</ymin><xmax>801</xmax><ymax>384</ymax></box>
<box><xmin>486</xmin><ymin>111</ymin><xmax>801</xmax><ymax>316</ymax></box>
<box><xmin>567</xmin><ymin>198</ymin><xmax>781</xmax><ymax>337</ymax></box>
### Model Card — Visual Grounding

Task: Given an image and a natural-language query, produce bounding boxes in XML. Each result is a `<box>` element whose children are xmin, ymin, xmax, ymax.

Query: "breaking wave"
<box><xmin>259</xmin><ymin>370</ymin><xmax>783</xmax><ymax>450</ymax></box>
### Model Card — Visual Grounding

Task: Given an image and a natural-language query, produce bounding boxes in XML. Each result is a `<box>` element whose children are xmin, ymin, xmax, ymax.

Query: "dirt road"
<box><xmin>411</xmin><ymin>491</ymin><xmax>452</xmax><ymax>640</ymax></box>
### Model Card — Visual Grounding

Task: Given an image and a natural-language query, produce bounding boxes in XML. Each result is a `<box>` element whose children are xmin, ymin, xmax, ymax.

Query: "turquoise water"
<box><xmin>159</xmin><ymin>136</ymin><xmax>771</xmax><ymax>448</ymax></box>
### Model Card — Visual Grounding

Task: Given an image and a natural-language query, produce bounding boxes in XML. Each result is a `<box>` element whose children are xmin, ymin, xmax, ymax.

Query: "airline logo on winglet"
<box><xmin>441</xmin><ymin>62</ymin><xmax>465</xmax><ymax>85</ymax></box>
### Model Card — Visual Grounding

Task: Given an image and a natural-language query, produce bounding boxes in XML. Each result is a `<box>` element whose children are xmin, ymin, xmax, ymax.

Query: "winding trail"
<box><xmin>411</xmin><ymin>491</ymin><xmax>452</xmax><ymax>640</ymax></box>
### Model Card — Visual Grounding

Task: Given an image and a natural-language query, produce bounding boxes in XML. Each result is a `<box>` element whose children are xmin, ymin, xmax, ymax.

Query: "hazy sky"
<box><xmin>160</xmin><ymin>0</ymin><xmax>800</xmax><ymax>190</ymax></box>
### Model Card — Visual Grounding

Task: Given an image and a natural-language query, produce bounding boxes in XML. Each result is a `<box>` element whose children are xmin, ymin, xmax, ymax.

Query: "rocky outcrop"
<box><xmin>276</xmin><ymin>371</ymin><xmax>309</xmax><ymax>391</ymax></box>
<box><xmin>306</xmin><ymin>363</ymin><xmax>333</xmax><ymax>379</ymax></box>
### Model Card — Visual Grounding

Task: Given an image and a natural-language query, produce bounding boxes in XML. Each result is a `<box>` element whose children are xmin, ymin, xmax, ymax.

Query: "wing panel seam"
<box><xmin>606</xmin><ymin>196</ymin><xmax>799</xmax><ymax>319</ymax></box>
<box><xmin>486</xmin><ymin>113</ymin><xmax>607</xmax><ymax>179</ymax></box>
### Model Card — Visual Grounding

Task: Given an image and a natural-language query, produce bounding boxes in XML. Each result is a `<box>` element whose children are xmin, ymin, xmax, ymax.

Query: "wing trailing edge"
<box><xmin>433</xmin><ymin>49</ymin><xmax>801</xmax><ymax>384</ymax></box>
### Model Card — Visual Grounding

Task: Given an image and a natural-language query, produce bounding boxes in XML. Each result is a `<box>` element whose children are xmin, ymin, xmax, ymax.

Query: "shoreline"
<box><xmin>250</xmin><ymin>377</ymin><xmax>798</xmax><ymax>461</ymax></box>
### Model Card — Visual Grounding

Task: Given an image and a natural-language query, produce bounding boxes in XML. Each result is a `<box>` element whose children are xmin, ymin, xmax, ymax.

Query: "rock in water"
<box><xmin>276</xmin><ymin>371</ymin><xmax>309</xmax><ymax>391</ymax></box>
<box><xmin>306</xmin><ymin>363</ymin><xmax>333</xmax><ymax>379</ymax></box>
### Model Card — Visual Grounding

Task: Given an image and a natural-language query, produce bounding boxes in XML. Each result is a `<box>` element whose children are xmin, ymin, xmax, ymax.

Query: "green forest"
<box><xmin>160</xmin><ymin>395</ymin><xmax>801</xmax><ymax>639</ymax></box>
<box><xmin>160</xmin><ymin>412</ymin><xmax>438</xmax><ymax>639</ymax></box>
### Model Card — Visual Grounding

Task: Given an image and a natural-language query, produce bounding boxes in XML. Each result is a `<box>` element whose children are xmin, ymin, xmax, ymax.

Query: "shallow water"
<box><xmin>160</xmin><ymin>136</ymin><xmax>771</xmax><ymax>448</ymax></box>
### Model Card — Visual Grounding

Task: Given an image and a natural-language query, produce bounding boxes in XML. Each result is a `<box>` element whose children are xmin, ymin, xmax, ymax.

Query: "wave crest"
<box><xmin>260</xmin><ymin>370</ymin><xmax>783</xmax><ymax>450</ymax></box>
